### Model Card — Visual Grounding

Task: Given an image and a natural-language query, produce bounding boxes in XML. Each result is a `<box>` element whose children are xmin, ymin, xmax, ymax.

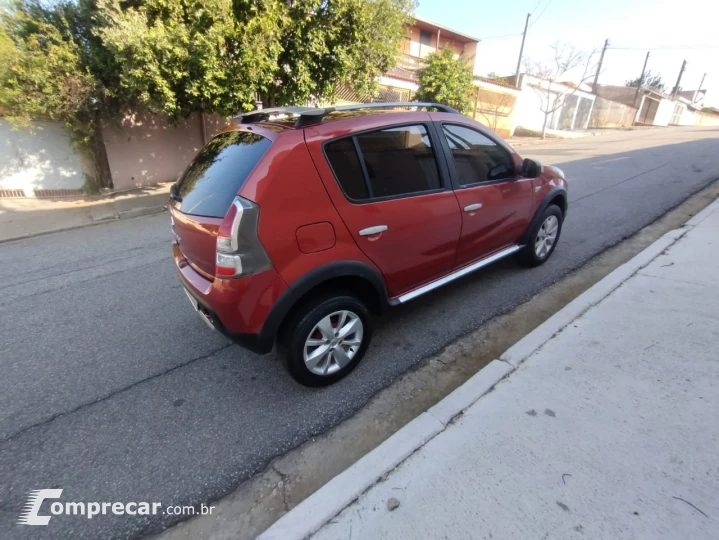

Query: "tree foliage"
<box><xmin>0</xmin><ymin>1</ymin><xmax>110</xmax><ymax>190</ymax></box>
<box><xmin>415</xmin><ymin>47</ymin><xmax>473</xmax><ymax>114</ymax></box>
<box><xmin>94</xmin><ymin>0</ymin><xmax>413</xmax><ymax>115</ymax></box>
<box><xmin>0</xmin><ymin>3</ymin><xmax>97</xmax><ymax>132</ymax></box>
<box><xmin>625</xmin><ymin>69</ymin><xmax>665</xmax><ymax>92</ymax></box>
<box><xmin>0</xmin><ymin>0</ymin><xmax>414</xmax><ymax>189</ymax></box>
<box><xmin>523</xmin><ymin>42</ymin><xmax>597</xmax><ymax>139</ymax></box>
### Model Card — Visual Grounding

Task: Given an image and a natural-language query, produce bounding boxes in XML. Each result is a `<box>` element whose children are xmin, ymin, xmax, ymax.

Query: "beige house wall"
<box><xmin>695</xmin><ymin>111</ymin><xmax>719</xmax><ymax>126</ymax></box>
<box><xmin>101</xmin><ymin>110</ymin><xmax>231</xmax><ymax>190</ymax></box>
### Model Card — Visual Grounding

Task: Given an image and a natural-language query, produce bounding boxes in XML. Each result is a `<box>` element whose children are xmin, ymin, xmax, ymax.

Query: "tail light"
<box><xmin>215</xmin><ymin>197</ymin><xmax>272</xmax><ymax>278</ymax></box>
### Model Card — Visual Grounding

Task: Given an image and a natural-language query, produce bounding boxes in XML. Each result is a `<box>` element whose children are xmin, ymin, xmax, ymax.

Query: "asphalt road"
<box><xmin>1</xmin><ymin>127</ymin><xmax>718</xmax><ymax>539</ymax></box>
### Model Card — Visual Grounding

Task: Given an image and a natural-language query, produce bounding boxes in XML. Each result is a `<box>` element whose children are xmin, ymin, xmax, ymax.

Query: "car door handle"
<box><xmin>463</xmin><ymin>203</ymin><xmax>482</xmax><ymax>212</ymax></box>
<box><xmin>359</xmin><ymin>225</ymin><xmax>388</xmax><ymax>236</ymax></box>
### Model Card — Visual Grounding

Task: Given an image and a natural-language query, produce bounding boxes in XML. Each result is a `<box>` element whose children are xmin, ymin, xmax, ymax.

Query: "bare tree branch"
<box><xmin>522</xmin><ymin>41</ymin><xmax>599</xmax><ymax>138</ymax></box>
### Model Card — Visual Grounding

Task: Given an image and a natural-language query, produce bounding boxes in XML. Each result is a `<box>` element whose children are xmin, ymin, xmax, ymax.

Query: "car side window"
<box><xmin>442</xmin><ymin>124</ymin><xmax>515</xmax><ymax>186</ymax></box>
<box><xmin>325</xmin><ymin>124</ymin><xmax>441</xmax><ymax>201</ymax></box>
<box><xmin>324</xmin><ymin>138</ymin><xmax>369</xmax><ymax>200</ymax></box>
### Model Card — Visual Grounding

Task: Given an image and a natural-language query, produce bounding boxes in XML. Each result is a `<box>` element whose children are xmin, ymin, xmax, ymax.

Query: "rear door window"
<box><xmin>175</xmin><ymin>131</ymin><xmax>271</xmax><ymax>217</ymax></box>
<box><xmin>325</xmin><ymin>124</ymin><xmax>441</xmax><ymax>201</ymax></box>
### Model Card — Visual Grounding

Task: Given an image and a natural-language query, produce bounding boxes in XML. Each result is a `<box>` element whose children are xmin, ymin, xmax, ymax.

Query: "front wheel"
<box><xmin>282</xmin><ymin>293</ymin><xmax>372</xmax><ymax>387</ymax></box>
<box><xmin>517</xmin><ymin>205</ymin><xmax>563</xmax><ymax>267</ymax></box>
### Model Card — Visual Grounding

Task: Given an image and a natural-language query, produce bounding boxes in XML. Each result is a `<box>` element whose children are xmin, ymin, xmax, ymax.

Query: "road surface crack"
<box><xmin>0</xmin><ymin>343</ymin><xmax>232</xmax><ymax>445</ymax></box>
<box><xmin>271</xmin><ymin>464</ymin><xmax>291</xmax><ymax>511</ymax></box>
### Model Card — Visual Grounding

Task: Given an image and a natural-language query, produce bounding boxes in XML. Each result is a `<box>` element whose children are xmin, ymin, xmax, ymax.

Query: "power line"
<box><xmin>528</xmin><ymin>0</ymin><xmax>551</xmax><ymax>28</ymax></box>
<box><xmin>478</xmin><ymin>0</ymin><xmax>551</xmax><ymax>41</ymax></box>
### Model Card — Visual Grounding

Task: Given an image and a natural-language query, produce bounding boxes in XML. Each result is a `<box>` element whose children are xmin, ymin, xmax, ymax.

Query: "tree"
<box><xmin>625</xmin><ymin>70</ymin><xmax>665</xmax><ymax>92</ymax></box>
<box><xmin>94</xmin><ymin>0</ymin><xmax>284</xmax><ymax>118</ymax></box>
<box><xmin>473</xmin><ymin>87</ymin><xmax>515</xmax><ymax>135</ymax></box>
<box><xmin>264</xmin><ymin>0</ymin><xmax>414</xmax><ymax>108</ymax></box>
<box><xmin>415</xmin><ymin>47</ymin><xmax>473</xmax><ymax>114</ymax></box>
<box><xmin>94</xmin><ymin>0</ymin><xmax>414</xmax><ymax>114</ymax></box>
<box><xmin>0</xmin><ymin>1</ymin><xmax>111</xmax><ymax>190</ymax></box>
<box><xmin>524</xmin><ymin>42</ymin><xmax>597</xmax><ymax>139</ymax></box>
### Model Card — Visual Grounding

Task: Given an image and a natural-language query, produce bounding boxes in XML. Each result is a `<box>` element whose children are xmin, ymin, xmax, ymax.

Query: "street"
<box><xmin>1</xmin><ymin>126</ymin><xmax>718</xmax><ymax>539</ymax></box>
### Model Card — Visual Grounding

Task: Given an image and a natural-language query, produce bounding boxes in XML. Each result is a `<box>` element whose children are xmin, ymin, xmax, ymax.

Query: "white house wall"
<box><xmin>514</xmin><ymin>86</ymin><xmax>560</xmax><ymax>132</ymax></box>
<box><xmin>653</xmin><ymin>99</ymin><xmax>674</xmax><ymax>126</ymax></box>
<box><xmin>0</xmin><ymin>119</ymin><xmax>85</xmax><ymax>195</ymax></box>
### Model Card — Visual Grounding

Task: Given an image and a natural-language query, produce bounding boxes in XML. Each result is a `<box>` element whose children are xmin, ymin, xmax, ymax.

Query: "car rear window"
<box><xmin>175</xmin><ymin>131</ymin><xmax>271</xmax><ymax>217</ymax></box>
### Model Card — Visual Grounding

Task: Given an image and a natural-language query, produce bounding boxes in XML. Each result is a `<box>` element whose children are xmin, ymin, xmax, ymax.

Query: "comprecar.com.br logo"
<box><xmin>19</xmin><ymin>489</ymin><xmax>214</xmax><ymax>526</ymax></box>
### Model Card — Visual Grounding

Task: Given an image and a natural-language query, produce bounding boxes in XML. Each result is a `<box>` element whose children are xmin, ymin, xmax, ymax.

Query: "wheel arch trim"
<box><xmin>259</xmin><ymin>261</ymin><xmax>390</xmax><ymax>343</ymax></box>
<box><xmin>522</xmin><ymin>186</ymin><xmax>568</xmax><ymax>245</ymax></box>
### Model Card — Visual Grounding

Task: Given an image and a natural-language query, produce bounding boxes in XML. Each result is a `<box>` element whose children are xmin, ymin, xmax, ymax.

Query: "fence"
<box><xmin>469</xmin><ymin>83</ymin><xmax>518</xmax><ymax>139</ymax></box>
<box><xmin>0</xmin><ymin>119</ymin><xmax>85</xmax><ymax>197</ymax></box>
<box><xmin>695</xmin><ymin>110</ymin><xmax>719</xmax><ymax>127</ymax></box>
<box><xmin>589</xmin><ymin>97</ymin><xmax>637</xmax><ymax>128</ymax></box>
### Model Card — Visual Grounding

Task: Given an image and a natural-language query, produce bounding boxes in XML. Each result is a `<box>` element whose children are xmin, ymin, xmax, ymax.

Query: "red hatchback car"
<box><xmin>169</xmin><ymin>102</ymin><xmax>567</xmax><ymax>386</ymax></box>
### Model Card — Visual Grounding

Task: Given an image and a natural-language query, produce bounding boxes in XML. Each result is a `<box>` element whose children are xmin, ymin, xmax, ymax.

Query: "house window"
<box><xmin>419</xmin><ymin>29</ymin><xmax>432</xmax><ymax>46</ymax></box>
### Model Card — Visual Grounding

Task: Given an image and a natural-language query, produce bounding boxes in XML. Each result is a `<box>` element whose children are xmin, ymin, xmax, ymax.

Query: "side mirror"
<box><xmin>521</xmin><ymin>158</ymin><xmax>543</xmax><ymax>179</ymax></box>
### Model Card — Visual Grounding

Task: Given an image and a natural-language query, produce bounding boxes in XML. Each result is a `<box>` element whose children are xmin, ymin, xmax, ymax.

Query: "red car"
<box><xmin>169</xmin><ymin>103</ymin><xmax>567</xmax><ymax>386</ymax></box>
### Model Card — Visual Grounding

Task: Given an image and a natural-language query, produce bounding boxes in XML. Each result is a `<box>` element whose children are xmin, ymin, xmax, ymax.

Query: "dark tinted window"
<box><xmin>325</xmin><ymin>138</ymin><xmax>369</xmax><ymax>200</ymax></box>
<box><xmin>442</xmin><ymin>125</ymin><xmax>514</xmax><ymax>185</ymax></box>
<box><xmin>175</xmin><ymin>131</ymin><xmax>271</xmax><ymax>217</ymax></box>
<box><xmin>356</xmin><ymin>125</ymin><xmax>440</xmax><ymax>199</ymax></box>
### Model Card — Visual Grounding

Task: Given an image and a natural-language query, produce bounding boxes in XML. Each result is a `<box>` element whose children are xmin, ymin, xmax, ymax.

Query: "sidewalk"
<box><xmin>0</xmin><ymin>183</ymin><xmax>171</xmax><ymax>243</ymax></box>
<box><xmin>261</xmin><ymin>198</ymin><xmax>719</xmax><ymax>540</ymax></box>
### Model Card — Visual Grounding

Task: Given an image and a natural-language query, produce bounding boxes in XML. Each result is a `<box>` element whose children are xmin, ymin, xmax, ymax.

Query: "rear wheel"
<box><xmin>517</xmin><ymin>205</ymin><xmax>563</xmax><ymax>267</ymax></box>
<box><xmin>282</xmin><ymin>293</ymin><xmax>372</xmax><ymax>386</ymax></box>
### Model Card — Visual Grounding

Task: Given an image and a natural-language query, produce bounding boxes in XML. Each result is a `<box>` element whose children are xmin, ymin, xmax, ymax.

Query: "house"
<box><xmin>511</xmin><ymin>74</ymin><xmax>596</xmax><ymax>134</ymax></box>
<box><xmin>594</xmin><ymin>85</ymin><xmax>673</xmax><ymax>126</ymax></box>
<box><xmin>384</xmin><ymin>16</ymin><xmax>480</xmax><ymax>86</ymax></box>
<box><xmin>332</xmin><ymin>16</ymin><xmax>482</xmax><ymax>105</ymax></box>
<box><xmin>677</xmin><ymin>89</ymin><xmax>707</xmax><ymax>109</ymax></box>
<box><xmin>468</xmin><ymin>77</ymin><xmax>521</xmax><ymax>138</ymax></box>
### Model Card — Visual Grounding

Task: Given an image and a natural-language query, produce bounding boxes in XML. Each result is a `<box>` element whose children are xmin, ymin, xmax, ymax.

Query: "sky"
<box><xmin>416</xmin><ymin>0</ymin><xmax>719</xmax><ymax>105</ymax></box>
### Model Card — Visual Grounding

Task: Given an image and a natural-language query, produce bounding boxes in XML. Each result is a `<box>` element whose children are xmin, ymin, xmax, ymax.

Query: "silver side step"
<box><xmin>398</xmin><ymin>245</ymin><xmax>522</xmax><ymax>304</ymax></box>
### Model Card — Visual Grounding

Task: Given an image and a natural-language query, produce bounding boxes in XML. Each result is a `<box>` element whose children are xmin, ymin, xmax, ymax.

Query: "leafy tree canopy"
<box><xmin>0</xmin><ymin>2</ymin><xmax>97</xmax><ymax>135</ymax></box>
<box><xmin>415</xmin><ymin>47</ymin><xmax>473</xmax><ymax>114</ymax></box>
<box><xmin>625</xmin><ymin>70</ymin><xmax>665</xmax><ymax>92</ymax></box>
<box><xmin>94</xmin><ymin>0</ymin><xmax>414</xmax><ymax>116</ymax></box>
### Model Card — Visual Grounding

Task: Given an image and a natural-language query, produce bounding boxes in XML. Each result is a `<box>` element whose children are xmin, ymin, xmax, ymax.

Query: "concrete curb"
<box><xmin>0</xmin><ymin>203</ymin><xmax>166</xmax><ymax>244</ymax></box>
<box><xmin>259</xmin><ymin>413</ymin><xmax>444</xmax><ymax>540</ymax></box>
<box><xmin>258</xmin><ymin>225</ymin><xmax>692</xmax><ymax>540</ymax></box>
<box><xmin>427</xmin><ymin>359</ymin><xmax>514</xmax><ymax>426</ymax></box>
<box><xmin>685</xmin><ymin>197</ymin><xmax>719</xmax><ymax>226</ymax></box>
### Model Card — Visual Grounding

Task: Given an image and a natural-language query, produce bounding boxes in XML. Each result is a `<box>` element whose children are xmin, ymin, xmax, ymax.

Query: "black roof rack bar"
<box><xmin>234</xmin><ymin>106</ymin><xmax>318</xmax><ymax>124</ymax></box>
<box><xmin>234</xmin><ymin>102</ymin><xmax>459</xmax><ymax>128</ymax></box>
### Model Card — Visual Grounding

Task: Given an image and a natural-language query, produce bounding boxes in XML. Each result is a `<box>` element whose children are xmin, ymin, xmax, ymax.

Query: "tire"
<box><xmin>282</xmin><ymin>292</ymin><xmax>372</xmax><ymax>387</ymax></box>
<box><xmin>517</xmin><ymin>205</ymin><xmax>563</xmax><ymax>267</ymax></box>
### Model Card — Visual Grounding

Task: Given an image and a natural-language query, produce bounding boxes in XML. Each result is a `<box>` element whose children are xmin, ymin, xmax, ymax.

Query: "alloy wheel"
<box><xmin>303</xmin><ymin>310</ymin><xmax>364</xmax><ymax>376</ymax></box>
<box><xmin>535</xmin><ymin>215</ymin><xmax>559</xmax><ymax>258</ymax></box>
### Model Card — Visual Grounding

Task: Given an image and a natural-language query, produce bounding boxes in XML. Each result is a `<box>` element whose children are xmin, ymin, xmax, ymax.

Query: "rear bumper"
<box><xmin>173</xmin><ymin>244</ymin><xmax>287</xmax><ymax>354</ymax></box>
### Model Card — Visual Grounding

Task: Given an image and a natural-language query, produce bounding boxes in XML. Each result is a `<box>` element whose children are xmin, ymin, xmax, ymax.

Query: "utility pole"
<box><xmin>592</xmin><ymin>38</ymin><xmax>610</xmax><ymax>94</ymax></box>
<box><xmin>514</xmin><ymin>13</ymin><xmax>531</xmax><ymax>84</ymax></box>
<box><xmin>672</xmin><ymin>59</ymin><xmax>687</xmax><ymax>99</ymax></box>
<box><xmin>633</xmin><ymin>51</ymin><xmax>650</xmax><ymax>108</ymax></box>
<box><xmin>694</xmin><ymin>72</ymin><xmax>707</xmax><ymax>104</ymax></box>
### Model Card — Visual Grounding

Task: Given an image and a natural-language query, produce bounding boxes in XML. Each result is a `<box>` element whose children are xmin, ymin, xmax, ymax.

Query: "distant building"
<box><xmin>385</xmin><ymin>16</ymin><xmax>480</xmax><ymax>85</ymax></box>
<box><xmin>334</xmin><ymin>17</ymin><xmax>480</xmax><ymax>105</ymax></box>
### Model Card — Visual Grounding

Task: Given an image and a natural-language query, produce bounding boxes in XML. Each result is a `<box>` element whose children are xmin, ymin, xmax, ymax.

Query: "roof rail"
<box><xmin>233</xmin><ymin>102</ymin><xmax>459</xmax><ymax>128</ymax></box>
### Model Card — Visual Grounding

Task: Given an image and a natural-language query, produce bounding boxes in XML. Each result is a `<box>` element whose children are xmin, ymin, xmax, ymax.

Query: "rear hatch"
<box><xmin>169</xmin><ymin>130</ymin><xmax>272</xmax><ymax>278</ymax></box>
